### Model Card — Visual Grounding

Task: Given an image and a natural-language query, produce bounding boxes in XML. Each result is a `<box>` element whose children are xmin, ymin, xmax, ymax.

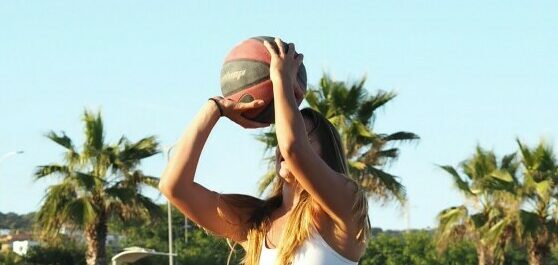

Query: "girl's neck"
<box><xmin>280</xmin><ymin>181</ymin><xmax>302</xmax><ymax>214</ymax></box>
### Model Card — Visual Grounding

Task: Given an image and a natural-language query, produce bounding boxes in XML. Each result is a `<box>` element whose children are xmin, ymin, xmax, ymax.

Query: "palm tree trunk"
<box><xmin>85</xmin><ymin>214</ymin><xmax>108</xmax><ymax>265</ymax></box>
<box><xmin>477</xmin><ymin>246</ymin><xmax>494</xmax><ymax>265</ymax></box>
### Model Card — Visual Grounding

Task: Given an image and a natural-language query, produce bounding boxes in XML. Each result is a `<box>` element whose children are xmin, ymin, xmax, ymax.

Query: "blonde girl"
<box><xmin>159</xmin><ymin>38</ymin><xmax>370</xmax><ymax>265</ymax></box>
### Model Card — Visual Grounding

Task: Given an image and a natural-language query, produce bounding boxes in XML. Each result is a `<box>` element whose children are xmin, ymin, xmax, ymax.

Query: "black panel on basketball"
<box><xmin>220</xmin><ymin>60</ymin><xmax>270</xmax><ymax>97</ymax></box>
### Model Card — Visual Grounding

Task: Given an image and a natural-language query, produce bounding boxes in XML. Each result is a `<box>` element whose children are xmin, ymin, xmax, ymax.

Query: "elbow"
<box><xmin>158</xmin><ymin>179</ymin><xmax>172</xmax><ymax>198</ymax></box>
<box><xmin>158</xmin><ymin>177</ymin><xmax>179</xmax><ymax>199</ymax></box>
<box><xmin>279</xmin><ymin>139</ymin><xmax>305</xmax><ymax>160</ymax></box>
<box><xmin>158</xmin><ymin>174</ymin><xmax>193</xmax><ymax>199</ymax></box>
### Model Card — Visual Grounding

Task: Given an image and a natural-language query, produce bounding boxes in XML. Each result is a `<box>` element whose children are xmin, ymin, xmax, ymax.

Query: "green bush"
<box><xmin>24</xmin><ymin>244</ymin><xmax>86</xmax><ymax>265</ymax></box>
<box><xmin>0</xmin><ymin>251</ymin><xmax>24</xmax><ymax>265</ymax></box>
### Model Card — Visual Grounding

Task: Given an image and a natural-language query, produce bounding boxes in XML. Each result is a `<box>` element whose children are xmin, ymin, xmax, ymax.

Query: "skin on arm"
<box><xmin>158</xmin><ymin>98</ymin><xmax>268</xmax><ymax>243</ymax></box>
<box><xmin>264</xmin><ymin>39</ymin><xmax>360</xmax><ymax>233</ymax></box>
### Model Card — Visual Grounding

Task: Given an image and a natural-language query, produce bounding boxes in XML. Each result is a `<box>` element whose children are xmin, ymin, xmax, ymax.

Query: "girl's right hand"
<box><xmin>210</xmin><ymin>96</ymin><xmax>270</xmax><ymax>129</ymax></box>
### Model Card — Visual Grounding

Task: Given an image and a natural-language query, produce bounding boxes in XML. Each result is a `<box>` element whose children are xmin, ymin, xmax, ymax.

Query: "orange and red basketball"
<box><xmin>220</xmin><ymin>36</ymin><xmax>307</xmax><ymax>123</ymax></box>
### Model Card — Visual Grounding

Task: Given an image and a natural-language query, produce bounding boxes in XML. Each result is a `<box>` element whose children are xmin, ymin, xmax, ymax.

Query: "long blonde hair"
<box><xmin>220</xmin><ymin>108</ymin><xmax>371</xmax><ymax>265</ymax></box>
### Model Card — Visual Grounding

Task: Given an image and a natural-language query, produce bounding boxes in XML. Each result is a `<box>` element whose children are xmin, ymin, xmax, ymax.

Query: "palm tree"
<box><xmin>515</xmin><ymin>140</ymin><xmax>558</xmax><ymax>265</ymax></box>
<box><xmin>436</xmin><ymin>146</ymin><xmax>519</xmax><ymax>265</ymax></box>
<box><xmin>256</xmin><ymin>74</ymin><xmax>419</xmax><ymax>204</ymax></box>
<box><xmin>34</xmin><ymin>109</ymin><xmax>162</xmax><ymax>265</ymax></box>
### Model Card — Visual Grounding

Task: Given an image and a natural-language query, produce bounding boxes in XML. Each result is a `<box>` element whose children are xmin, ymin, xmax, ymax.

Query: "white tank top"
<box><xmin>259</xmin><ymin>225</ymin><xmax>359</xmax><ymax>265</ymax></box>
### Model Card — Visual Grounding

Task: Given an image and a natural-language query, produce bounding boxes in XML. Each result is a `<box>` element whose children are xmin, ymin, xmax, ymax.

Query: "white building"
<box><xmin>12</xmin><ymin>240</ymin><xmax>39</xmax><ymax>256</ymax></box>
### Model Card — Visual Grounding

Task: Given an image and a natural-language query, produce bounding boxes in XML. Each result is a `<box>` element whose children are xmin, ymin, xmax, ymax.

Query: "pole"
<box><xmin>164</xmin><ymin>145</ymin><xmax>189</xmax><ymax>244</ymax></box>
<box><xmin>168</xmin><ymin>201</ymin><xmax>173</xmax><ymax>265</ymax></box>
<box><xmin>164</xmin><ymin>146</ymin><xmax>175</xmax><ymax>265</ymax></box>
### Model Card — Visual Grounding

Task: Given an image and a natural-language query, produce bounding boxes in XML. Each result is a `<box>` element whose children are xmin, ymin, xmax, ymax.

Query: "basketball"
<box><xmin>220</xmin><ymin>36</ymin><xmax>307</xmax><ymax>123</ymax></box>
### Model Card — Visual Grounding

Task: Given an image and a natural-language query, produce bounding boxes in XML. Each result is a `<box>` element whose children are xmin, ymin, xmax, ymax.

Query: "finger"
<box><xmin>263</xmin><ymin>40</ymin><xmax>277</xmax><ymax>57</ymax></box>
<box><xmin>234</xmin><ymin>99</ymin><xmax>266</xmax><ymax>111</ymax></box>
<box><xmin>235</xmin><ymin>115</ymin><xmax>270</xmax><ymax>129</ymax></box>
<box><xmin>220</xmin><ymin>97</ymin><xmax>235</xmax><ymax>108</ymax></box>
<box><xmin>275</xmin><ymin>38</ymin><xmax>285</xmax><ymax>56</ymax></box>
<box><xmin>296</xmin><ymin>53</ymin><xmax>304</xmax><ymax>65</ymax></box>
<box><xmin>287</xmin><ymin>43</ymin><xmax>295</xmax><ymax>56</ymax></box>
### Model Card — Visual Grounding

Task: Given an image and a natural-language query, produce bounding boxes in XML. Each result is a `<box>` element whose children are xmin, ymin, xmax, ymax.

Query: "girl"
<box><xmin>159</xmin><ymin>38</ymin><xmax>370</xmax><ymax>265</ymax></box>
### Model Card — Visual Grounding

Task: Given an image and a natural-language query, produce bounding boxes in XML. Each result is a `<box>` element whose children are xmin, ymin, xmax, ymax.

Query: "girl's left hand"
<box><xmin>263</xmin><ymin>38</ymin><xmax>304</xmax><ymax>98</ymax></box>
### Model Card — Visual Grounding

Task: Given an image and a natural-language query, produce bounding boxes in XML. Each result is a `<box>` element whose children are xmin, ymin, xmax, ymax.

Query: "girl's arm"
<box><xmin>159</xmin><ymin>98</ymin><xmax>268</xmax><ymax>242</ymax></box>
<box><xmin>264</xmin><ymin>39</ymin><xmax>359</xmax><ymax>231</ymax></box>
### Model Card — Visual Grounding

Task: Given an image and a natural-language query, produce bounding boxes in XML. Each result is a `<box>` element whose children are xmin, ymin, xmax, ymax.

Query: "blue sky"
<box><xmin>1</xmin><ymin>1</ymin><xmax>556</xmax><ymax>230</ymax></box>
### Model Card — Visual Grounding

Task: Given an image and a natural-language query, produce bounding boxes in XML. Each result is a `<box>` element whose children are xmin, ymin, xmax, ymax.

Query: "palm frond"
<box><xmin>500</xmin><ymin>153</ymin><xmax>518</xmax><ymax>172</ymax></box>
<box><xmin>119</xmin><ymin>136</ymin><xmax>160</xmax><ymax>163</ymax></box>
<box><xmin>469</xmin><ymin>212</ymin><xmax>489</xmax><ymax>229</ymax></box>
<box><xmin>34</xmin><ymin>164</ymin><xmax>70</xmax><ymax>180</ymax></box>
<box><xmin>363</xmin><ymin>166</ymin><xmax>406</xmax><ymax>203</ymax></box>
<box><xmin>255</xmin><ymin>128</ymin><xmax>278</xmax><ymax>151</ymax></box>
<box><xmin>356</xmin><ymin>90</ymin><xmax>397</xmax><ymax>125</ymax></box>
<box><xmin>73</xmin><ymin>171</ymin><xmax>99</xmax><ymax>190</ymax></box>
<box><xmin>342</xmin><ymin>77</ymin><xmax>366</xmax><ymax>116</ymax></box>
<box><xmin>306</xmin><ymin>88</ymin><xmax>329</xmax><ymax>115</ymax></box>
<box><xmin>516</xmin><ymin>139</ymin><xmax>535</xmax><ymax>171</ymax></box>
<box><xmin>436</xmin><ymin>206</ymin><xmax>470</xmax><ymax>248</ymax></box>
<box><xmin>139</xmin><ymin>175</ymin><xmax>160</xmax><ymax>189</ymax></box>
<box><xmin>329</xmin><ymin>84</ymin><xmax>347</xmax><ymax>115</ymax></box>
<box><xmin>348</xmin><ymin>160</ymin><xmax>367</xmax><ymax>171</ymax></box>
<box><xmin>383</xmin><ymin>131</ymin><xmax>420</xmax><ymax>143</ymax></box>
<box><xmin>518</xmin><ymin>210</ymin><xmax>541</xmax><ymax>237</ymax></box>
<box><xmin>533</xmin><ymin>179</ymin><xmax>553</xmax><ymax>202</ymax></box>
<box><xmin>44</xmin><ymin>131</ymin><xmax>81</xmax><ymax>167</ymax></box>
<box><xmin>352</xmin><ymin>121</ymin><xmax>374</xmax><ymax>139</ymax></box>
<box><xmin>304</xmin><ymin>88</ymin><xmax>320</xmax><ymax>109</ymax></box>
<box><xmin>258</xmin><ymin>170</ymin><xmax>277</xmax><ymax>196</ymax></box>
<box><xmin>82</xmin><ymin>109</ymin><xmax>105</xmax><ymax>157</ymax></box>
<box><xmin>105</xmin><ymin>186</ymin><xmax>136</xmax><ymax>203</ymax></box>
<box><xmin>461</xmin><ymin>146</ymin><xmax>497</xmax><ymax>182</ymax></box>
<box><xmin>327</xmin><ymin>114</ymin><xmax>346</xmax><ymax>128</ymax></box>
<box><xmin>36</xmin><ymin>182</ymin><xmax>77</xmax><ymax>236</ymax></box>
<box><xmin>438</xmin><ymin>165</ymin><xmax>473</xmax><ymax>196</ymax></box>
<box><xmin>63</xmin><ymin>197</ymin><xmax>96</xmax><ymax>227</ymax></box>
<box><xmin>377</xmin><ymin>148</ymin><xmax>399</xmax><ymax>159</ymax></box>
<box><xmin>483</xmin><ymin>218</ymin><xmax>510</xmax><ymax>244</ymax></box>
<box><xmin>319</xmin><ymin>75</ymin><xmax>332</xmax><ymax>101</ymax></box>
<box><xmin>437</xmin><ymin>206</ymin><xmax>469</xmax><ymax>229</ymax></box>
<box><xmin>486</xmin><ymin>170</ymin><xmax>518</xmax><ymax>194</ymax></box>
<box><xmin>45</xmin><ymin>131</ymin><xmax>76</xmax><ymax>152</ymax></box>
<box><xmin>134</xmin><ymin>193</ymin><xmax>163</xmax><ymax>220</ymax></box>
